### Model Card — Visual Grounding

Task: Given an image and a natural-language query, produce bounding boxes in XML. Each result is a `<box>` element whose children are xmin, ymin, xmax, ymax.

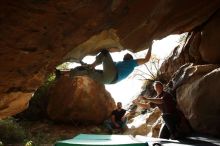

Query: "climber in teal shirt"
<box><xmin>58</xmin><ymin>42</ymin><xmax>152</xmax><ymax>84</ymax></box>
<box><xmin>114</xmin><ymin>59</ymin><xmax>138</xmax><ymax>83</ymax></box>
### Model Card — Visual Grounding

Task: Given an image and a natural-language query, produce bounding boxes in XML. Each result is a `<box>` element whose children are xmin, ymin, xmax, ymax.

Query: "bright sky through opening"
<box><xmin>68</xmin><ymin>35</ymin><xmax>181</xmax><ymax>108</ymax></box>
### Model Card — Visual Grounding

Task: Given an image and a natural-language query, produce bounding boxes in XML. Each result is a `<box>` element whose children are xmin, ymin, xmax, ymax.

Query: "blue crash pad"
<box><xmin>55</xmin><ymin>134</ymin><xmax>148</xmax><ymax>146</ymax></box>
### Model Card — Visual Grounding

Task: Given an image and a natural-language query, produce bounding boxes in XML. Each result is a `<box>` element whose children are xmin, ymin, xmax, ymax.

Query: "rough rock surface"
<box><xmin>160</xmin><ymin>10</ymin><xmax>220</xmax><ymax>81</ymax></box>
<box><xmin>125</xmin><ymin>107</ymin><xmax>161</xmax><ymax>137</ymax></box>
<box><xmin>199</xmin><ymin>11</ymin><xmax>220</xmax><ymax>63</ymax></box>
<box><xmin>145</xmin><ymin>107</ymin><xmax>161</xmax><ymax>126</ymax></box>
<box><xmin>125</xmin><ymin>124</ymin><xmax>152</xmax><ymax>136</ymax></box>
<box><xmin>47</xmin><ymin>76</ymin><xmax>115</xmax><ymax>124</ymax></box>
<box><xmin>150</xmin><ymin>117</ymin><xmax>163</xmax><ymax>138</ymax></box>
<box><xmin>0</xmin><ymin>92</ymin><xmax>32</xmax><ymax>119</ymax></box>
<box><xmin>170</xmin><ymin>63</ymin><xmax>219</xmax><ymax>91</ymax></box>
<box><xmin>146</xmin><ymin>108</ymin><xmax>162</xmax><ymax>138</ymax></box>
<box><xmin>1</xmin><ymin>0</ymin><xmax>220</xmax><ymax>118</ymax></box>
<box><xmin>174</xmin><ymin>64</ymin><xmax>220</xmax><ymax>136</ymax></box>
<box><xmin>160</xmin><ymin>36</ymin><xmax>195</xmax><ymax>82</ymax></box>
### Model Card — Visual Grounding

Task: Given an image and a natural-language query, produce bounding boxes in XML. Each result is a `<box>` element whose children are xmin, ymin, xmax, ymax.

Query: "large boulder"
<box><xmin>175</xmin><ymin>65</ymin><xmax>220</xmax><ymax>136</ymax></box>
<box><xmin>47</xmin><ymin>76</ymin><xmax>115</xmax><ymax>124</ymax></box>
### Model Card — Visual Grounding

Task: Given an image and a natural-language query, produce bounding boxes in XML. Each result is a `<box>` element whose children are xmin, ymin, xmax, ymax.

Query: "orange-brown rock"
<box><xmin>146</xmin><ymin>108</ymin><xmax>162</xmax><ymax>138</ymax></box>
<box><xmin>146</xmin><ymin>107</ymin><xmax>161</xmax><ymax>125</ymax></box>
<box><xmin>1</xmin><ymin>0</ymin><xmax>220</xmax><ymax>119</ymax></box>
<box><xmin>175</xmin><ymin>64</ymin><xmax>220</xmax><ymax>137</ymax></box>
<box><xmin>150</xmin><ymin>117</ymin><xmax>163</xmax><ymax>138</ymax></box>
<box><xmin>0</xmin><ymin>92</ymin><xmax>32</xmax><ymax>119</ymax></box>
<box><xmin>47</xmin><ymin>76</ymin><xmax>115</xmax><ymax>124</ymax></box>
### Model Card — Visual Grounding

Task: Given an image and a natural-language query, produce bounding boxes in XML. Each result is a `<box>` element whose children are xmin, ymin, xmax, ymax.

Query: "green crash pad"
<box><xmin>55</xmin><ymin>134</ymin><xmax>148</xmax><ymax>146</ymax></box>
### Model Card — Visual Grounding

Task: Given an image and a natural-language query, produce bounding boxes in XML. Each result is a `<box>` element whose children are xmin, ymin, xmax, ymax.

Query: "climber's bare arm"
<box><xmin>136</xmin><ymin>41</ymin><xmax>152</xmax><ymax>65</ymax></box>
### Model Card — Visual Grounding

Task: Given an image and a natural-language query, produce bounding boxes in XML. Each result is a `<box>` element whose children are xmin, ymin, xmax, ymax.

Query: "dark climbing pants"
<box><xmin>159</xmin><ymin>113</ymin><xmax>180</xmax><ymax>139</ymax></box>
<box><xmin>70</xmin><ymin>49</ymin><xmax>117</xmax><ymax>84</ymax></box>
<box><xmin>159</xmin><ymin>123</ymin><xmax>170</xmax><ymax>139</ymax></box>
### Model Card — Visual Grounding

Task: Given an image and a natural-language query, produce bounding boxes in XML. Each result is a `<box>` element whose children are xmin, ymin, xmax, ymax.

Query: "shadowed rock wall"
<box><xmin>160</xmin><ymin>10</ymin><xmax>220</xmax><ymax>137</ymax></box>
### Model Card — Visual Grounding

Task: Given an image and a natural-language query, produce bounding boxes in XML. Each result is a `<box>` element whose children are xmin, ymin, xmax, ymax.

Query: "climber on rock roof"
<box><xmin>56</xmin><ymin>41</ymin><xmax>153</xmax><ymax>84</ymax></box>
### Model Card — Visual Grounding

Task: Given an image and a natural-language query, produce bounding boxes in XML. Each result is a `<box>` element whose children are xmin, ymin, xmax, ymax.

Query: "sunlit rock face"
<box><xmin>146</xmin><ymin>108</ymin><xmax>162</xmax><ymax>138</ymax></box>
<box><xmin>150</xmin><ymin>117</ymin><xmax>163</xmax><ymax>138</ymax></box>
<box><xmin>173</xmin><ymin>64</ymin><xmax>220</xmax><ymax>136</ymax></box>
<box><xmin>125</xmin><ymin>107</ymin><xmax>161</xmax><ymax>137</ymax></box>
<box><xmin>125</xmin><ymin>123</ymin><xmax>151</xmax><ymax>136</ymax></box>
<box><xmin>0</xmin><ymin>0</ymin><xmax>220</xmax><ymax>118</ymax></box>
<box><xmin>47</xmin><ymin>76</ymin><xmax>115</xmax><ymax>124</ymax></box>
<box><xmin>170</xmin><ymin>63</ymin><xmax>219</xmax><ymax>91</ymax></box>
